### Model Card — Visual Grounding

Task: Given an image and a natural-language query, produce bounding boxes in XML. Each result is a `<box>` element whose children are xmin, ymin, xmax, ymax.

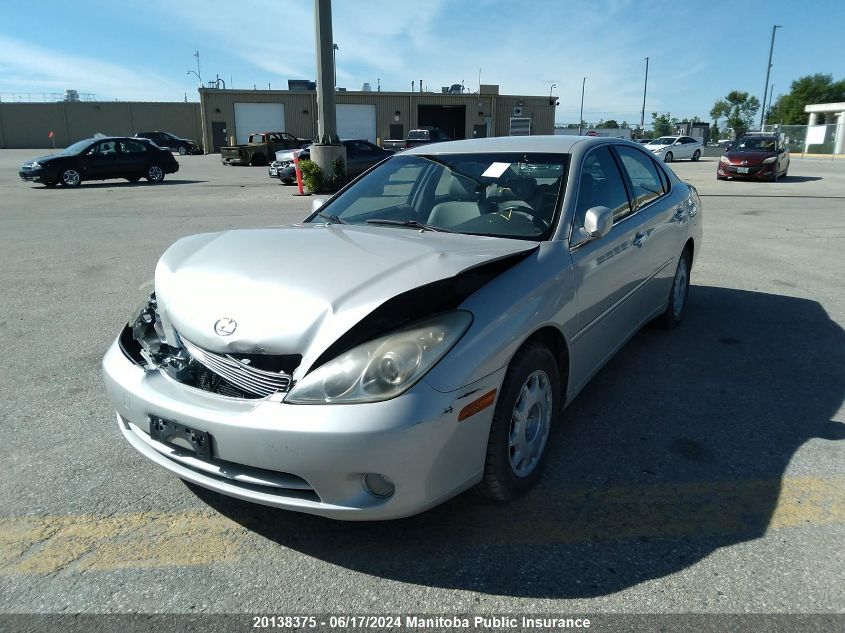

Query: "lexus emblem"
<box><xmin>214</xmin><ymin>318</ymin><xmax>237</xmax><ymax>336</ymax></box>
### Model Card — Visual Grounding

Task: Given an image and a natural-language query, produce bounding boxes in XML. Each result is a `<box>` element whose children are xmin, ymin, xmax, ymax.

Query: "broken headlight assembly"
<box><xmin>124</xmin><ymin>291</ymin><xmax>187</xmax><ymax>371</ymax></box>
<box><xmin>285</xmin><ymin>311</ymin><xmax>472</xmax><ymax>404</ymax></box>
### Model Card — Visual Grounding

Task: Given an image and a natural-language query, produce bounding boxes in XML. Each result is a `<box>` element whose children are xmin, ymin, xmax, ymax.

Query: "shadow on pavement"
<box><xmin>190</xmin><ymin>285</ymin><xmax>844</xmax><ymax>598</ymax></box>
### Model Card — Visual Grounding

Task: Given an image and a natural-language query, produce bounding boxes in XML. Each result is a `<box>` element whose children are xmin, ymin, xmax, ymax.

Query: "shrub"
<box><xmin>298</xmin><ymin>159</ymin><xmax>324</xmax><ymax>194</ymax></box>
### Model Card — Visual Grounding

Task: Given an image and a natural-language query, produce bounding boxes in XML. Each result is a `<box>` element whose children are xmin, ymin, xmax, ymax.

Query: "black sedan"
<box><xmin>270</xmin><ymin>140</ymin><xmax>393</xmax><ymax>184</ymax></box>
<box><xmin>19</xmin><ymin>137</ymin><xmax>179</xmax><ymax>187</ymax></box>
<box><xmin>134</xmin><ymin>131</ymin><xmax>201</xmax><ymax>155</ymax></box>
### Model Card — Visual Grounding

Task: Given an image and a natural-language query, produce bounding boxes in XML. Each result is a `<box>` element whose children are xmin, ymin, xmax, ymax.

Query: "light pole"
<box><xmin>640</xmin><ymin>56</ymin><xmax>649</xmax><ymax>137</ymax></box>
<box><xmin>192</xmin><ymin>51</ymin><xmax>202</xmax><ymax>86</ymax></box>
<box><xmin>760</xmin><ymin>25</ymin><xmax>782</xmax><ymax>129</ymax></box>
<box><xmin>578</xmin><ymin>77</ymin><xmax>586</xmax><ymax>135</ymax></box>
<box><xmin>332</xmin><ymin>43</ymin><xmax>339</xmax><ymax>89</ymax></box>
<box><xmin>549</xmin><ymin>83</ymin><xmax>556</xmax><ymax>104</ymax></box>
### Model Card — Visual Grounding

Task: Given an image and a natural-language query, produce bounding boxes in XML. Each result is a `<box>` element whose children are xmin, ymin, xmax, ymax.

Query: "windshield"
<box><xmin>60</xmin><ymin>139</ymin><xmax>95</xmax><ymax>156</ymax></box>
<box><xmin>307</xmin><ymin>152</ymin><xmax>568</xmax><ymax>240</ymax></box>
<box><xmin>733</xmin><ymin>137</ymin><xmax>778</xmax><ymax>152</ymax></box>
<box><xmin>650</xmin><ymin>137</ymin><xmax>676</xmax><ymax>145</ymax></box>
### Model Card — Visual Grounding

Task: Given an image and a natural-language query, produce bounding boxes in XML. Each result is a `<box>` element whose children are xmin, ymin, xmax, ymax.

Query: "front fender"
<box><xmin>423</xmin><ymin>241</ymin><xmax>577</xmax><ymax>392</ymax></box>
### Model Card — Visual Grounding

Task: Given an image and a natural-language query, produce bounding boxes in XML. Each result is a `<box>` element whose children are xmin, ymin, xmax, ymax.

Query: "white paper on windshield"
<box><xmin>481</xmin><ymin>162</ymin><xmax>511</xmax><ymax>178</ymax></box>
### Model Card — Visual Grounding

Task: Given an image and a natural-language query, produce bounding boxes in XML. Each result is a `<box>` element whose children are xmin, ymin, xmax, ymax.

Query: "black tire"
<box><xmin>658</xmin><ymin>247</ymin><xmax>692</xmax><ymax>329</ymax></box>
<box><xmin>280</xmin><ymin>179</ymin><xmax>295</xmax><ymax>185</ymax></box>
<box><xmin>692</xmin><ymin>150</ymin><xmax>701</xmax><ymax>161</ymax></box>
<box><xmin>664</xmin><ymin>151</ymin><xmax>673</xmax><ymax>163</ymax></box>
<box><xmin>146</xmin><ymin>164</ymin><xmax>165</xmax><ymax>183</ymax></box>
<box><xmin>59</xmin><ymin>168</ymin><xmax>81</xmax><ymax>187</ymax></box>
<box><xmin>475</xmin><ymin>342</ymin><xmax>560</xmax><ymax>502</ymax></box>
<box><xmin>178</xmin><ymin>146</ymin><xmax>188</xmax><ymax>156</ymax></box>
<box><xmin>250</xmin><ymin>153</ymin><xmax>267</xmax><ymax>166</ymax></box>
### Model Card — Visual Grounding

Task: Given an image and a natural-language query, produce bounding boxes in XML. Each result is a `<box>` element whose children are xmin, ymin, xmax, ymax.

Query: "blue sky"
<box><xmin>1</xmin><ymin>0</ymin><xmax>843</xmax><ymax>125</ymax></box>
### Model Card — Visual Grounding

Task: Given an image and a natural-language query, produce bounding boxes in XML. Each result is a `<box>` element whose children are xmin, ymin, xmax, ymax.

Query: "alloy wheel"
<box><xmin>673</xmin><ymin>255</ymin><xmax>688</xmax><ymax>319</ymax></box>
<box><xmin>147</xmin><ymin>165</ymin><xmax>164</xmax><ymax>182</ymax></box>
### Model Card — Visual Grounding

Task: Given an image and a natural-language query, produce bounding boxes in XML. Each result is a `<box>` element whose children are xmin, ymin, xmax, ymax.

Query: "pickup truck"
<box><xmin>403</xmin><ymin>127</ymin><xmax>452</xmax><ymax>149</ymax></box>
<box><xmin>220</xmin><ymin>132</ymin><xmax>309</xmax><ymax>166</ymax></box>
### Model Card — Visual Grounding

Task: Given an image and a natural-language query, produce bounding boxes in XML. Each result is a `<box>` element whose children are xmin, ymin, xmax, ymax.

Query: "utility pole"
<box><xmin>312</xmin><ymin>0</ymin><xmax>344</xmax><ymax>177</ymax></box>
<box><xmin>578</xmin><ymin>77</ymin><xmax>586</xmax><ymax>136</ymax></box>
<box><xmin>193</xmin><ymin>51</ymin><xmax>202</xmax><ymax>86</ymax></box>
<box><xmin>332</xmin><ymin>43</ymin><xmax>339</xmax><ymax>89</ymax></box>
<box><xmin>760</xmin><ymin>25</ymin><xmax>782</xmax><ymax>129</ymax></box>
<box><xmin>640</xmin><ymin>56</ymin><xmax>649</xmax><ymax>137</ymax></box>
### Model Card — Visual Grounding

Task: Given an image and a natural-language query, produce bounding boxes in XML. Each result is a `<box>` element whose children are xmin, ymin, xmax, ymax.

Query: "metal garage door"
<box><xmin>234</xmin><ymin>103</ymin><xmax>285</xmax><ymax>144</ymax></box>
<box><xmin>337</xmin><ymin>104</ymin><xmax>377</xmax><ymax>143</ymax></box>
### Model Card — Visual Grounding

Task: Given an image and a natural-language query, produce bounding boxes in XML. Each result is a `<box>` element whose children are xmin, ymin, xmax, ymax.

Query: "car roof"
<box><xmin>402</xmin><ymin>134</ymin><xmax>617</xmax><ymax>155</ymax></box>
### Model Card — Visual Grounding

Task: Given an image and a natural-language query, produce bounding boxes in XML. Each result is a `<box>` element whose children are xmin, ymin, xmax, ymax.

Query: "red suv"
<box><xmin>717</xmin><ymin>135</ymin><xmax>789</xmax><ymax>181</ymax></box>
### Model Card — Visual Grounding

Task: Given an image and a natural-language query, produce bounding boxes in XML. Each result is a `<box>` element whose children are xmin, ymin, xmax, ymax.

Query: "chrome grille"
<box><xmin>181</xmin><ymin>337</ymin><xmax>292</xmax><ymax>398</ymax></box>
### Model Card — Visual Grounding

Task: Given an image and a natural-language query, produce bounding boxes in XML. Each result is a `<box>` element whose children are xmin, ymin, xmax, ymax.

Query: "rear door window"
<box><xmin>614</xmin><ymin>146</ymin><xmax>665</xmax><ymax>209</ymax></box>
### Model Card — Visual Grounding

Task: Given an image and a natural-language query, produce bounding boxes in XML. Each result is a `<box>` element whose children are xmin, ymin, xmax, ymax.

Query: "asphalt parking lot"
<box><xmin>0</xmin><ymin>150</ymin><xmax>843</xmax><ymax>615</ymax></box>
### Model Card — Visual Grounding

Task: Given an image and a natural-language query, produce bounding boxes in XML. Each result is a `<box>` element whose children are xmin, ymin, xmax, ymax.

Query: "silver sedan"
<box><xmin>102</xmin><ymin>135</ymin><xmax>702</xmax><ymax>520</ymax></box>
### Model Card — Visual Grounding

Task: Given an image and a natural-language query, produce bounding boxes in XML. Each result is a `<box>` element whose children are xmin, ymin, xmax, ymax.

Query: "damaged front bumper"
<box><xmin>102</xmin><ymin>329</ymin><xmax>504</xmax><ymax>520</ymax></box>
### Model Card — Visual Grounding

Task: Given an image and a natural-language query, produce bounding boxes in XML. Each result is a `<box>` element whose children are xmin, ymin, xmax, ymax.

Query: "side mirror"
<box><xmin>311</xmin><ymin>198</ymin><xmax>328</xmax><ymax>213</ymax></box>
<box><xmin>583</xmin><ymin>206</ymin><xmax>613</xmax><ymax>239</ymax></box>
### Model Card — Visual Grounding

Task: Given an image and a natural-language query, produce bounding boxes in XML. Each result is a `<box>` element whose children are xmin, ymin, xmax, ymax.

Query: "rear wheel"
<box><xmin>659</xmin><ymin>247</ymin><xmax>691</xmax><ymax>329</ymax></box>
<box><xmin>146</xmin><ymin>164</ymin><xmax>165</xmax><ymax>183</ymax></box>
<box><xmin>476</xmin><ymin>343</ymin><xmax>560</xmax><ymax>501</ymax></box>
<box><xmin>59</xmin><ymin>168</ymin><xmax>81</xmax><ymax>187</ymax></box>
<box><xmin>664</xmin><ymin>151</ymin><xmax>673</xmax><ymax>163</ymax></box>
<box><xmin>692</xmin><ymin>150</ymin><xmax>701</xmax><ymax>161</ymax></box>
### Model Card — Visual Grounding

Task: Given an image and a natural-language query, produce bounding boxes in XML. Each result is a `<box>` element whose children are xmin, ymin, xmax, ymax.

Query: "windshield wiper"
<box><xmin>317</xmin><ymin>212</ymin><xmax>346</xmax><ymax>224</ymax></box>
<box><xmin>366</xmin><ymin>218</ymin><xmax>451</xmax><ymax>232</ymax></box>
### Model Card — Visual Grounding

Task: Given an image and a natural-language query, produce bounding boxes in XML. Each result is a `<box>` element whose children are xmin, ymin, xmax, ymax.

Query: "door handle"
<box><xmin>632</xmin><ymin>232</ymin><xmax>648</xmax><ymax>247</ymax></box>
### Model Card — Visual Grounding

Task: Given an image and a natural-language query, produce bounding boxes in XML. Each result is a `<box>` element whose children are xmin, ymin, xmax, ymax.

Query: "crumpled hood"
<box><xmin>155</xmin><ymin>223</ymin><xmax>536</xmax><ymax>370</ymax></box>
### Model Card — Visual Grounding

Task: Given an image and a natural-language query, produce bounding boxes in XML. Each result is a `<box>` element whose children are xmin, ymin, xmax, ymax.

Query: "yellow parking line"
<box><xmin>1</xmin><ymin>475</ymin><xmax>842</xmax><ymax>575</ymax></box>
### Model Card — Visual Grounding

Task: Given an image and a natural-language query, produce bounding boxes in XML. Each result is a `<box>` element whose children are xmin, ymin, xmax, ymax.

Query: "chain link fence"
<box><xmin>763</xmin><ymin>123</ymin><xmax>844</xmax><ymax>158</ymax></box>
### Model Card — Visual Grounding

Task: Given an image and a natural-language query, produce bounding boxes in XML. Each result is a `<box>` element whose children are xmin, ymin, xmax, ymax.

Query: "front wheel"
<box><xmin>59</xmin><ymin>168</ymin><xmax>81</xmax><ymax>187</ymax></box>
<box><xmin>664</xmin><ymin>151</ymin><xmax>673</xmax><ymax>163</ymax></box>
<box><xmin>658</xmin><ymin>248</ymin><xmax>691</xmax><ymax>329</ymax></box>
<box><xmin>476</xmin><ymin>343</ymin><xmax>560</xmax><ymax>501</ymax></box>
<box><xmin>146</xmin><ymin>165</ymin><xmax>165</xmax><ymax>183</ymax></box>
<box><xmin>692</xmin><ymin>150</ymin><xmax>701</xmax><ymax>161</ymax></box>
<box><xmin>178</xmin><ymin>146</ymin><xmax>188</xmax><ymax>156</ymax></box>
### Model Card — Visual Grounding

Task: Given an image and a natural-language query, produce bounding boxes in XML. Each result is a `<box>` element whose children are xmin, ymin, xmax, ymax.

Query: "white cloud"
<box><xmin>0</xmin><ymin>34</ymin><xmax>187</xmax><ymax>101</ymax></box>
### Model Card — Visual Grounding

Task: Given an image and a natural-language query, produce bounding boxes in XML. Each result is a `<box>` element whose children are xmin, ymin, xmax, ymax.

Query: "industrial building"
<box><xmin>198</xmin><ymin>84</ymin><xmax>556</xmax><ymax>152</ymax></box>
<box><xmin>0</xmin><ymin>85</ymin><xmax>557</xmax><ymax>150</ymax></box>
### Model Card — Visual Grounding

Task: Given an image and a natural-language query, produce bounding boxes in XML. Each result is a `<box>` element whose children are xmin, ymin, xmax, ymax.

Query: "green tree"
<box><xmin>597</xmin><ymin>119</ymin><xmax>619</xmax><ymax>128</ymax></box>
<box><xmin>710</xmin><ymin>123</ymin><xmax>721</xmax><ymax>141</ymax></box>
<box><xmin>651</xmin><ymin>112</ymin><xmax>678</xmax><ymax>137</ymax></box>
<box><xmin>766</xmin><ymin>73</ymin><xmax>845</xmax><ymax>124</ymax></box>
<box><xmin>710</xmin><ymin>91</ymin><xmax>760</xmax><ymax>135</ymax></box>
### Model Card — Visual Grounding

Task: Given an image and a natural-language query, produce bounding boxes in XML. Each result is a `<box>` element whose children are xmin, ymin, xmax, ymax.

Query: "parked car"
<box><xmin>103</xmin><ymin>136</ymin><xmax>702</xmax><ymax>520</ymax></box>
<box><xmin>134</xmin><ymin>131</ymin><xmax>200</xmax><ymax>155</ymax></box>
<box><xmin>221</xmin><ymin>132</ymin><xmax>309</xmax><ymax>166</ymax></box>
<box><xmin>717</xmin><ymin>135</ymin><xmax>789</xmax><ymax>181</ymax></box>
<box><xmin>404</xmin><ymin>126</ymin><xmax>452</xmax><ymax>149</ymax></box>
<box><xmin>643</xmin><ymin>136</ymin><xmax>703</xmax><ymax>162</ymax></box>
<box><xmin>19</xmin><ymin>137</ymin><xmax>179</xmax><ymax>187</ymax></box>
<box><xmin>270</xmin><ymin>140</ymin><xmax>393</xmax><ymax>184</ymax></box>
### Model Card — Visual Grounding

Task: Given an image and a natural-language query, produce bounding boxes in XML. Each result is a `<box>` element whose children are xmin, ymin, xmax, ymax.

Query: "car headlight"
<box><xmin>651</xmin><ymin>147</ymin><xmax>665</xmax><ymax>153</ymax></box>
<box><xmin>720</xmin><ymin>155</ymin><xmax>730</xmax><ymax>163</ymax></box>
<box><xmin>762</xmin><ymin>156</ymin><xmax>777</xmax><ymax>164</ymax></box>
<box><xmin>285</xmin><ymin>311</ymin><xmax>473</xmax><ymax>404</ymax></box>
<box><xmin>30</xmin><ymin>161</ymin><xmax>41</xmax><ymax>169</ymax></box>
